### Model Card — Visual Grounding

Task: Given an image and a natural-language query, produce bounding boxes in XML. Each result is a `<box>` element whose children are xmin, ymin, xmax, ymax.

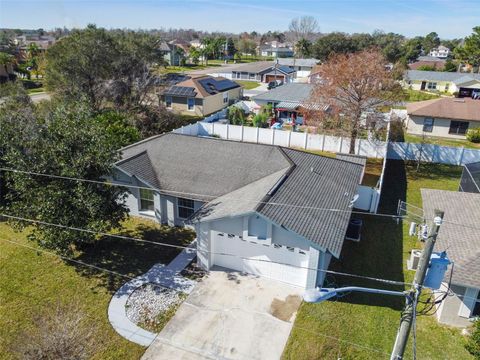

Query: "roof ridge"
<box><xmin>118</xmin><ymin>133</ymin><xmax>166</xmax><ymax>152</ymax></box>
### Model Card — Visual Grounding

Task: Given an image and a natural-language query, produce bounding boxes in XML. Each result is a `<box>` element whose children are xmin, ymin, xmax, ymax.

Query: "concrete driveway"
<box><xmin>142</xmin><ymin>268</ymin><xmax>303</xmax><ymax>360</ymax></box>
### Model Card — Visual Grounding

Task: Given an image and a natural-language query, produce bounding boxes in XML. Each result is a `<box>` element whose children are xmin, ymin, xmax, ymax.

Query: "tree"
<box><xmin>423</xmin><ymin>32</ymin><xmax>440</xmax><ymax>54</ymax></box>
<box><xmin>444</xmin><ymin>58</ymin><xmax>457</xmax><ymax>72</ymax></box>
<box><xmin>227</xmin><ymin>106</ymin><xmax>246</xmax><ymax>125</ymax></box>
<box><xmin>456</xmin><ymin>27</ymin><xmax>480</xmax><ymax>72</ymax></box>
<box><xmin>0</xmin><ymin>97</ymin><xmax>128</xmax><ymax>255</ymax></box>
<box><xmin>465</xmin><ymin>319</ymin><xmax>480</xmax><ymax>358</ymax></box>
<box><xmin>312</xmin><ymin>32</ymin><xmax>356</xmax><ymax>61</ymax></box>
<box><xmin>417</xmin><ymin>64</ymin><xmax>438</xmax><ymax>71</ymax></box>
<box><xmin>226</xmin><ymin>37</ymin><xmax>237</xmax><ymax>58</ymax></box>
<box><xmin>0</xmin><ymin>52</ymin><xmax>15</xmax><ymax>80</ymax></box>
<box><xmin>189</xmin><ymin>47</ymin><xmax>200</xmax><ymax>65</ymax></box>
<box><xmin>403</xmin><ymin>37</ymin><xmax>424</xmax><ymax>62</ymax></box>
<box><xmin>295</xmin><ymin>38</ymin><xmax>312</xmax><ymax>58</ymax></box>
<box><xmin>236</xmin><ymin>38</ymin><xmax>257</xmax><ymax>56</ymax></box>
<box><xmin>307</xmin><ymin>50</ymin><xmax>403</xmax><ymax>154</ymax></box>
<box><xmin>288</xmin><ymin>16</ymin><xmax>319</xmax><ymax>42</ymax></box>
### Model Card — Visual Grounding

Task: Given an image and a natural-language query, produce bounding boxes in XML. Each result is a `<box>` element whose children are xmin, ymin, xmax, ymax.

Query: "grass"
<box><xmin>0</xmin><ymin>216</ymin><xmax>195</xmax><ymax>359</ymax></box>
<box><xmin>283</xmin><ymin>160</ymin><xmax>471</xmax><ymax>360</ymax></box>
<box><xmin>404</xmin><ymin>89</ymin><xmax>442</xmax><ymax>102</ymax></box>
<box><xmin>235</xmin><ymin>80</ymin><xmax>261</xmax><ymax>90</ymax></box>
<box><xmin>404</xmin><ymin>133</ymin><xmax>480</xmax><ymax>149</ymax></box>
<box><xmin>26</xmin><ymin>87</ymin><xmax>45</xmax><ymax>94</ymax></box>
<box><xmin>157</xmin><ymin>63</ymin><xmax>221</xmax><ymax>74</ymax></box>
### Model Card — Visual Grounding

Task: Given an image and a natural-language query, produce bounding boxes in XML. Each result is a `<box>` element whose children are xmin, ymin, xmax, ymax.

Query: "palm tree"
<box><xmin>295</xmin><ymin>38</ymin><xmax>312</xmax><ymax>59</ymax></box>
<box><xmin>0</xmin><ymin>52</ymin><xmax>16</xmax><ymax>78</ymax></box>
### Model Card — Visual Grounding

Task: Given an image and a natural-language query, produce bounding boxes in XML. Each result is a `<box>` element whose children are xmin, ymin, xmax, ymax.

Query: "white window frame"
<box><xmin>223</xmin><ymin>92</ymin><xmax>229</xmax><ymax>104</ymax></box>
<box><xmin>423</xmin><ymin>117</ymin><xmax>434</xmax><ymax>133</ymax></box>
<box><xmin>458</xmin><ymin>288</ymin><xmax>479</xmax><ymax>318</ymax></box>
<box><xmin>427</xmin><ymin>82</ymin><xmax>437</xmax><ymax>90</ymax></box>
<box><xmin>139</xmin><ymin>188</ymin><xmax>155</xmax><ymax>213</ymax></box>
<box><xmin>165</xmin><ymin>95</ymin><xmax>172</xmax><ymax>108</ymax></box>
<box><xmin>187</xmin><ymin>97</ymin><xmax>195</xmax><ymax>111</ymax></box>
<box><xmin>177</xmin><ymin>197</ymin><xmax>195</xmax><ymax>219</ymax></box>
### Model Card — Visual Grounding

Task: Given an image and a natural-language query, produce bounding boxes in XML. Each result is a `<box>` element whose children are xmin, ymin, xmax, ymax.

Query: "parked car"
<box><xmin>268</xmin><ymin>80</ymin><xmax>284</xmax><ymax>90</ymax></box>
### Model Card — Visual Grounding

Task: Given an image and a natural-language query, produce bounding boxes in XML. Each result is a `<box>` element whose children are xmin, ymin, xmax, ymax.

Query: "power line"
<box><xmin>0</xmin><ymin>212</ymin><xmax>411</xmax><ymax>287</ymax></box>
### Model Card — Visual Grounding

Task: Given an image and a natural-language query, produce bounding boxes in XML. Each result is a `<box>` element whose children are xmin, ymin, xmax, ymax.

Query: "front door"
<box><xmin>421</xmin><ymin>81</ymin><xmax>426</xmax><ymax>90</ymax></box>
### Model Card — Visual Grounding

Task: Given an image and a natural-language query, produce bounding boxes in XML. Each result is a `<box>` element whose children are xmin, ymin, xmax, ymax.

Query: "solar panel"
<box><xmin>198</xmin><ymin>78</ymin><xmax>239</xmax><ymax>94</ymax></box>
<box><xmin>164</xmin><ymin>86</ymin><xmax>196</xmax><ymax>97</ymax></box>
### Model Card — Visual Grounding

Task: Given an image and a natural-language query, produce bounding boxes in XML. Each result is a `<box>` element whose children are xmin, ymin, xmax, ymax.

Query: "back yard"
<box><xmin>283</xmin><ymin>160</ymin><xmax>472</xmax><ymax>360</ymax></box>
<box><xmin>0</xmin><ymin>217</ymin><xmax>194</xmax><ymax>359</ymax></box>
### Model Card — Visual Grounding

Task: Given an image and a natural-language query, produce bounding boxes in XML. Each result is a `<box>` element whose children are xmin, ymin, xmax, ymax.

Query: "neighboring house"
<box><xmin>158</xmin><ymin>41</ymin><xmax>186</xmax><ymax>66</ymax></box>
<box><xmin>277</xmin><ymin>58</ymin><xmax>319</xmax><ymax>78</ymax></box>
<box><xmin>253</xmin><ymin>83</ymin><xmax>320</xmax><ymax>125</ymax></box>
<box><xmin>112</xmin><ymin>133</ymin><xmax>365</xmax><ymax>288</ymax></box>
<box><xmin>421</xmin><ymin>189</ymin><xmax>480</xmax><ymax>327</ymax></box>
<box><xmin>15</xmin><ymin>34</ymin><xmax>56</xmax><ymax>51</ymax></box>
<box><xmin>308</xmin><ymin>64</ymin><xmax>322</xmax><ymax>84</ymax></box>
<box><xmin>408</xmin><ymin>56</ymin><xmax>446</xmax><ymax>71</ymax></box>
<box><xmin>161</xmin><ymin>75</ymin><xmax>242</xmax><ymax>116</ymax></box>
<box><xmin>260</xmin><ymin>47</ymin><xmax>294</xmax><ymax>58</ymax></box>
<box><xmin>459</xmin><ymin>161</ymin><xmax>480</xmax><ymax>193</ymax></box>
<box><xmin>406</xmin><ymin>97</ymin><xmax>480</xmax><ymax>139</ymax></box>
<box><xmin>220</xmin><ymin>61</ymin><xmax>296</xmax><ymax>83</ymax></box>
<box><xmin>404</xmin><ymin>70</ymin><xmax>480</xmax><ymax>97</ymax></box>
<box><xmin>428</xmin><ymin>45</ymin><xmax>451</xmax><ymax>59</ymax></box>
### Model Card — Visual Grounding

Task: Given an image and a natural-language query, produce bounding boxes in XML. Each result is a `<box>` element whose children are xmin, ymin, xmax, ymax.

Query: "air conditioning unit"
<box><xmin>407</xmin><ymin>249</ymin><xmax>422</xmax><ymax>270</ymax></box>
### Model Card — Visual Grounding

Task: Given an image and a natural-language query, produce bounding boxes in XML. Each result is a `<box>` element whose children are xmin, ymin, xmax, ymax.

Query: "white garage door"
<box><xmin>212</xmin><ymin>232</ymin><xmax>309</xmax><ymax>287</ymax></box>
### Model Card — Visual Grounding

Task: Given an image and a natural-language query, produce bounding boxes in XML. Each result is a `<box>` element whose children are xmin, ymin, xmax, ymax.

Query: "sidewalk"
<box><xmin>108</xmin><ymin>241</ymin><xmax>197</xmax><ymax>346</ymax></box>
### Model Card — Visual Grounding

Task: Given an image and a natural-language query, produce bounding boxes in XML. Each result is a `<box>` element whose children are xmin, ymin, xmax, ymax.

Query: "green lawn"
<box><xmin>404</xmin><ymin>133</ymin><xmax>480</xmax><ymax>149</ymax></box>
<box><xmin>157</xmin><ymin>63</ymin><xmax>221</xmax><ymax>74</ymax></box>
<box><xmin>235</xmin><ymin>80</ymin><xmax>261</xmax><ymax>90</ymax></box>
<box><xmin>283</xmin><ymin>160</ymin><xmax>471</xmax><ymax>360</ymax></box>
<box><xmin>404</xmin><ymin>89</ymin><xmax>442</xmax><ymax>102</ymax></box>
<box><xmin>0</xmin><ymin>217</ymin><xmax>195</xmax><ymax>359</ymax></box>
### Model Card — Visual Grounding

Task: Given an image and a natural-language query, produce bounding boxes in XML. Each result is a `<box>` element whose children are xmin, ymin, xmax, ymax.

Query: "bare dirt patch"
<box><xmin>269</xmin><ymin>294</ymin><xmax>302</xmax><ymax>322</ymax></box>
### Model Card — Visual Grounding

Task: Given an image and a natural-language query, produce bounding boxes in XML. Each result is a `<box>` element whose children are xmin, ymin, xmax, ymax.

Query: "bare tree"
<box><xmin>306</xmin><ymin>49</ymin><xmax>404</xmax><ymax>154</ymax></box>
<box><xmin>288</xmin><ymin>16</ymin><xmax>319</xmax><ymax>42</ymax></box>
<box><xmin>13</xmin><ymin>302</ymin><xmax>98</xmax><ymax>360</ymax></box>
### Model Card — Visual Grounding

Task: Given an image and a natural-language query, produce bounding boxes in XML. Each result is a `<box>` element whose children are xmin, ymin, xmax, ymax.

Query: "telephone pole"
<box><xmin>390</xmin><ymin>210</ymin><xmax>444</xmax><ymax>360</ymax></box>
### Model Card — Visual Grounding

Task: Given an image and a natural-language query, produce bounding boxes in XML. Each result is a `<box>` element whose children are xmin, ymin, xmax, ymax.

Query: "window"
<box><xmin>187</xmin><ymin>98</ymin><xmax>195</xmax><ymax>111</ymax></box>
<box><xmin>178</xmin><ymin>198</ymin><xmax>195</xmax><ymax>219</ymax></box>
<box><xmin>235</xmin><ymin>72</ymin><xmax>241</xmax><ymax>79</ymax></box>
<box><xmin>273</xmin><ymin>244</ymin><xmax>282</xmax><ymax>249</ymax></box>
<box><xmin>427</xmin><ymin>82</ymin><xmax>437</xmax><ymax>90</ymax></box>
<box><xmin>445</xmin><ymin>83</ymin><xmax>449</xmax><ymax>91</ymax></box>
<box><xmin>423</xmin><ymin>118</ymin><xmax>434</xmax><ymax>132</ymax></box>
<box><xmin>223</xmin><ymin>92</ymin><xmax>229</xmax><ymax>104</ymax></box>
<box><xmin>249</xmin><ymin>73</ymin><xmax>255</xmax><ymax>80</ymax></box>
<box><xmin>165</xmin><ymin>96</ymin><xmax>172</xmax><ymax>108</ymax></box>
<box><xmin>139</xmin><ymin>189</ymin><xmax>154</xmax><ymax>212</ymax></box>
<box><xmin>449</xmin><ymin>121</ymin><xmax>469</xmax><ymax>135</ymax></box>
<box><xmin>472</xmin><ymin>291</ymin><xmax>480</xmax><ymax>317</ymax></box>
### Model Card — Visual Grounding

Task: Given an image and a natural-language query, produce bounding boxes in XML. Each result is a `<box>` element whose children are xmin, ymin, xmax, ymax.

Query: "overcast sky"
<box><xmin>1</xmin><ymin>0</ymin><xmax>479</xmax><ymax>38</ymax></box>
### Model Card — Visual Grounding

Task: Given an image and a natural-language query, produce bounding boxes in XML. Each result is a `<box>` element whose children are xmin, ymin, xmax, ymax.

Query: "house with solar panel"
<box><xmin>161</xmin><ymin>75</ymin><xmax>242</xmax><ymax>116</ymax></box>
<box><xmin>112</xmin><ymin>133</ymin><xmax>365</xmax><ymax>288</ymax></box>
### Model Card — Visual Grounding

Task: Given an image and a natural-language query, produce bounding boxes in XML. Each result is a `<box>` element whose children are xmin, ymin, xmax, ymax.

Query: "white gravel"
<box><xmin>126</xmin><ymin>284</ymin><xmax>183</xmax><ymax>327</ymax></box>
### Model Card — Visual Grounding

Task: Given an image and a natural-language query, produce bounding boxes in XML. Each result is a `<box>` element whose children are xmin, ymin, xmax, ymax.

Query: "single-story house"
<box><xmin>221</xmin><ymin>61</ymin><xmax>296</xmax><ymax>83</ymax></box>
<box><xmin>459</xmin><ymin>161</ymin><xmax>480</xmax><ymax>193</ymax></box>
<box><xmin>276</xmin><ymin>58</ymin><xmax>319</xmax><ymax>78</ymax></box>
<box><xmin>404</xmin><ymin>70</ymin><xmax>480</xmax><ymax>97</ymax></box>
<box><xmin>113</xmin><ymin>133</ymin><xmax>365</xmax><ymax>288</ymax></box>
<box><xmin>161</xmin><ymin>75</ymin><xmax>242</xmax><ymax>116</ymax></box>
<box><xmin>408</xmin><ymin>56</ymin><xmax>446</xmax><ymax>71</ymax></box>
<box><xmin>260</xmin><ymin>47</ymin><xmax>294</xmax><ymax>58</ymax></box>
<box><xmin>253</xmin><ymin>83</ymin><xmax>322</xmax><ymax>125</ymax></box>
<box><xmin>421</xmin><ymin>189</ymin><xmax>480</xmax><ymax>327</ymax></box>
<box><xmin>406</xmin><ymin>97</ymin><xmax>480</xmax><ymax>139</ymax></box>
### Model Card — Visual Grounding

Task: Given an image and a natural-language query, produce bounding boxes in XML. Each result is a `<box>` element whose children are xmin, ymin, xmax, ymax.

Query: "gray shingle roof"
<box><xmin>117</xmin><ymin>134</ymin><xmax>364</xmax><ymax>257</ymax></box>
<box><xmin>421</xmin><ymin>189</ymin><xmax>480</xmax><ymax>289</ymax></box>
<box><xmin>405</xmin><ymin>70</ymin><xmax>480</xmax><ymax>83</ymax></box>
<box><xmin>278</xmin><ymin>58</ymin><xmax>319</xmax><ymax>67</ymax></box>
<box><xmin>253</xmin><ymin>83</ymin><xmax>314</xmax><ymax>103</ymax></box>
<box><xmin>259</xmin><ymin>149</ymin><xmax>363</xmax><ymax>257</ymax></box>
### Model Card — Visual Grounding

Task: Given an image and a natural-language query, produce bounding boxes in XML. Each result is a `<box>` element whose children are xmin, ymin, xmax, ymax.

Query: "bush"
<box><xmin>227</xmin><ymin>106</ymin><xmax>246</xmax><ymax>125</ymax></box>
<box><xmin>467</xmin><ymin>128</ymin><xmax>480</xmax><ymax>143</ymax></box>
<box><xmin>252</xmin><ymin>113</ymin><xmax>268</xmax><ymax>128</ymax></box>
<box><xmin>465</xmin><ymin>319</ymin><xmax>480</xmax><ymax>358</ymax></box>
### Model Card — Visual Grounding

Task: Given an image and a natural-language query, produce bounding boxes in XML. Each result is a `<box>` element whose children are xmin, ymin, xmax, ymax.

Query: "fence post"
<box><xmin>241</xmin><ymin>125</ymin><xmax>244</xmax><ymax>142</ymax></box>
<box><xmin>321</xmin><ymin>134</ymin><xmax>326</xmax><ymax>151</ymax></box>
<box><xmin>287</xmin><ymin>130</ymin><xmax>291</xmax><ymax>148</ymax></box>
<box><xmin>304</xmin><ymin>132</ymin><xmax>308</xmax><ymax>149</ymax></box>
<box><xmin>226</xmin><ymin>124</ymin><xmax>229</xmax><ymax>140</ymax></box>
<box><xmin>212</xmin><ymin>122</ymin><xmax>215</xmax><ymax>137</ymax></box>
<box><xmin>256</xmin><ymin>127</ymin><xmax>259</xmax><ymax>144</ymax></box>
<box><xmin>458</xmin><ymin>147</ymin><xmax>465</xmax><ymax>166</ymax></box>
<box><xmin>181</xmin><ymin>126</ymin><xmax>184</xmax><ymax>134</ymax></box>
<box><xmin>272</xmin><ymin>128</ymin><xmax>276</xmax><ymax>145</ymax></box>
<box><xmin>339</xmin><ymin>137</ymin><xmax>343</xmax><ymax>153</ymax></box>
<box><xmin>357</xmin><ymin>139</ymin><xmax>361</xmax><ymax>155</ymax></box>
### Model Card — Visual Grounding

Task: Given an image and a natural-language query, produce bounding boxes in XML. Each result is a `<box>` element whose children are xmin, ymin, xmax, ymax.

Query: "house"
<box><xmin>428</xmin><ymin>45</ymin><xmax>451</xmax><ymax>59</ymax></box>
<box><xmin>253</xmin><ymin>83</ymin><xmax>319</xmax><ymax>125</ymax></box>
<box><xmin>459</xmin><ymin>161</ymin><xmax>480</xmax><ymax>193</ymax></box>
<box><xmin>421</xmin><ymin>189</ymin><xmax>480</xmax><ymax>327</ymax></box>
<box><xmin>404</xmin><ymin>70</ymin><xmax>480</xmax><ymax>97</ymax></box>
<box><xmin>260</xmin><ymin>47</ymin><xmax>294</xmax><ymax>58</ymax></box>
<box><xmin>308</xmin><ymin>64</ymin><xmax>322</xmax><ymax>84</ymax></box>
<box><xmin>161</xmin><ymin>75</ymin><xmax>242</xmax><ymax>116</ymax></box>
<box><xmin>158</xmin><ymin>41</ymin><xmax>186</xmax><ymax>66</ymax></box>
<box><xmin>277</xmin><ymin>58</ymin><xmax>319</xmax><ymax>78</ymax></box>
<box><xmin>112</xmin><ymin>133</ymin><xmax>365</xmax><ymax>288</ymax></box>
<box><xmin>224</xmin><ymin>61</ymin><xmax>296</xmax><ymax>83</ymax></box>
<box><xmin>408</xmin><ymin>56</ymin><xmax>446</xmax><ymax>71</ymax></box>
<box><xmin>406</xmin><ymin>97</ymin><xmax>480</xmax><ymax>139</ymax></box>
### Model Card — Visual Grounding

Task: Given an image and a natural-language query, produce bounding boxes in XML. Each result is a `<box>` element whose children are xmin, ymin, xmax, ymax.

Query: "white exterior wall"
<box><xmin>196</xmin><ymin>212</ymin><xmax>330</xmax><ymax>288</ymax></box>
<box><xmin>406</xmin><ymin>115</ymin><xmax>480</xmax><ymax>139</ymax></box>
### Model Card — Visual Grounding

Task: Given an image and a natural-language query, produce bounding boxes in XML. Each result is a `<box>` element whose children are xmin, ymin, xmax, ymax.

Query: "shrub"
<box><xmin>467</xmin><ymin>128</ymin><xmax>480</xmax><ymax>143</ymax></box>
<box><xmin>227</xmin><ymin>106</ymin><xmax>246</xmax><ymax>125</ymax></box>
<box><xmin>252</xmin><ymin>113</ymin><xmax>268</xmax><ymax>128</ymax></box>
<box><xmin>465</xmin><ymin>319</ymin><xmax>480</xmax><ymax>358</ymax></box>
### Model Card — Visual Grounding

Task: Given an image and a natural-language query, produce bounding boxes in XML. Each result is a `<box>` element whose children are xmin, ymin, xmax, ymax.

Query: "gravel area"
<box><xmin>126</xmin><ymin>284</ymin><xmax>183</xmax><ymax>327</ymax></box>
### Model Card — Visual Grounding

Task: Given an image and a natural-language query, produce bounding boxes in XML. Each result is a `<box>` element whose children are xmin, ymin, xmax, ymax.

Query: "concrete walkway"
<box><xmin>108</xmin><ymin>241</ymin><xmax>197</xmax><ymax>346</ymax></box>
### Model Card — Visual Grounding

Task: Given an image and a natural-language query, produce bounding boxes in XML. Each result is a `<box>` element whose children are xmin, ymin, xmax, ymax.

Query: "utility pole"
<box><xmin>390</xmin><ymin>210</ymin><xmax>444</xmax><ymax>360</ymax></box>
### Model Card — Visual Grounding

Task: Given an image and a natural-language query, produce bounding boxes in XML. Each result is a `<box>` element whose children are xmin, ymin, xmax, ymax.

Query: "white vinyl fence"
<box><xmin>174</xmin><ymin>121</ymin><xmax>480</xmax><ymax>166</ymax></box>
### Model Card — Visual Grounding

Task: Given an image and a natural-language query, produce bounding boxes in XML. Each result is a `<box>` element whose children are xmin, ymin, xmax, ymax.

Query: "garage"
<box><xmin>265</xmin><ymin>74</ymin><xmax>285</xmax><ymax>83</ymax></box>
<box><xmin>211</xmin><ymin>231</ymin><xmax>310</xmax><ymax>287</ymax></box>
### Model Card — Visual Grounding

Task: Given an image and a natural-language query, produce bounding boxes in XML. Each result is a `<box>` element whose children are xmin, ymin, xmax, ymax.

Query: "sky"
<box><xmin>1</xmin><ymin>0</ymin><xmax>479</xmax><ymax>39</ymax></box>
